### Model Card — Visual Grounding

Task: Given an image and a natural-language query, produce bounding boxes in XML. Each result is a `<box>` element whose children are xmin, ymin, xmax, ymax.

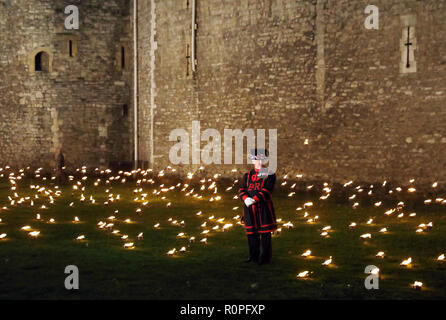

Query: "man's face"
<box><xmin>252</xmin><ymin>159</ymin><xmax>263</xmax><ymax>167</ymax></box>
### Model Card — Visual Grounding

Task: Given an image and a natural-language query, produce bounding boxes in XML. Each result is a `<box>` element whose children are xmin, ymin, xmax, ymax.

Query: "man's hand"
<box><xmin>244</xmin><ymin>197</ymin><xmax>256</xmax><ymax>207</ymax></box>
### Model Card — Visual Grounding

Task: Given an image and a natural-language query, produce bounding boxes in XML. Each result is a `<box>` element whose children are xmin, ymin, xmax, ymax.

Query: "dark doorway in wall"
<box><xmin>35</xmin><ymin>51</ymin><xmax>49</xmax><ymax>72</ymax></box>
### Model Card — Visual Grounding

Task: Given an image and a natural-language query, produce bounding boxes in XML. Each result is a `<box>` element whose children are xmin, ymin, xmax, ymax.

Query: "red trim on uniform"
<box><xmin>260</xmin><ymin>222</ymin><xmax>276</xmax><ymax>227</ymax></box>
<box><xmin>253</xmin><ymin>194</ymin><xmax>260</xmax><ymax>202</ymax></box>
<box><xmin>259</xmin><ymin>229</ymin><xmax>277</xmax><ymax>233</ymax></box>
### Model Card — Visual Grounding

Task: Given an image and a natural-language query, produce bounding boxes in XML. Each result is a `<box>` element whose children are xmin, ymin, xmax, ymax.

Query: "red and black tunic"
<box><xmin>238</xmin><ymin>169</ymin><xmax>277</xmax><ymax>235</ymax></box>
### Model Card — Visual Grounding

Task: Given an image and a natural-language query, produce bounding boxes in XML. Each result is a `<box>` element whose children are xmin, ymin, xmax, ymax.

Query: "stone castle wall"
<box><xmin>136</xmin><ymin>0</ymin><xmax>446</xmax><ymax>185</ymax></box>
<box><xmin>0</xmin><ymin>0</ymin><xmax>132</xmax><ymax>169</ymax></box>
<box><xmin>1</xmin><ymin>0</ymin><xmax>445</xmax><ymax>185</ymax></box>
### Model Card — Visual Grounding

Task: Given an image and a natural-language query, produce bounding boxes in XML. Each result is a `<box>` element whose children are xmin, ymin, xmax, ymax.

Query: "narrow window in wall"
<box><xmin>122</xmin><ymin>104</ymin><xmax>129</xmax><ymax>117</ymax></box>
<box><xmin>116</xmin><ymin>42</ymin><xmax>128</xmax><ymax>71</ymax></box>
<box><xmin>58</xmin><ymin>34</ymin><xmax>78</xmax><ymax>58</ymax></box>
<box><xmin>400</xmin><ymin>26</ymin><xmax>417</xmax><ymax>73</ymax></box>
<box><xmin>121</xmin><ymin>46</ymin><xmax>126</xmax><ymax>69</ymax></box>
<box><xmin>400</xmin><ymin>15</ymin><xmax>417</xmax><ymax>74</ymax></box>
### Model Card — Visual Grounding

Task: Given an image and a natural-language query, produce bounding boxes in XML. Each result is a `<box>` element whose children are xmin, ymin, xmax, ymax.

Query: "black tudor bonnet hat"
<box><xmin>249</xmin><ymin>148</ymin><xmax>269</xmax><ymax>160</ymax></box>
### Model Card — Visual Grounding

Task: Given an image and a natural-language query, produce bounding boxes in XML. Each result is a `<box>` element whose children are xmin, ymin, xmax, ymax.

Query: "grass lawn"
<box><xmin>0</xmin><ymin>168</ymin><xmax>445</xmax><ymax>300</ymax></box>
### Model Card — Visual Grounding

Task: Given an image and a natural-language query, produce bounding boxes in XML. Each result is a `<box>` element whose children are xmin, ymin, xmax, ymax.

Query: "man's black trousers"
<box><xmin>247</xmin><ymin>232</ymin><xmax>272</xmax><ymax>263</ymax></box>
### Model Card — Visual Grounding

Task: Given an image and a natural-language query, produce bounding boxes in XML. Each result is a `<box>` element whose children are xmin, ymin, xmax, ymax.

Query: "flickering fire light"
<box><xmin>400</xmin><ymin>257</ymin><xmax>412</xmax><ymax>267</ymax></box>
<box><xmin>283</xmin><ymin>222</ymin><xmax>294</xmax><ymax>228</ymax></box>
<box><xmin>322</xmin><ymin>256</ymin><xmax>333</xmax><ymax>266</ymax></box>
<box><xmin>29</xmin><ymin>231</ymin><xmax>40</xmax><ymax>238</ymax></box>
<box><xmin>303</xmin><ymin>202</ymin><xmax>313</xmax><ymax>208</ymax></box>
<box><xmin>370</xmin><ymin>267</ymin><xmax>380</xmax><ymax>275</ymax></box>
<box><xmin>376</xmin><ymin>251</ymin><xmax>385</xmax><ymax>258</ymax></box>
<box><xmin>124</xmin><ymin>242</ymin><xmax>135</xmax><ymax>249</ymax></box>
<box><xmin>1</xmin><ymin>165</ymin><xmax>444</xmax><ymax>297</ymax></box>
<box><xmin>412</xmin><ymin>281</ymin><xmax>423</xmax><ymax>290</ymax></box>
<box><xmin>301</xmin><ymin>250</ymin><xmax>311</xmax><ymax>257</ymax></box>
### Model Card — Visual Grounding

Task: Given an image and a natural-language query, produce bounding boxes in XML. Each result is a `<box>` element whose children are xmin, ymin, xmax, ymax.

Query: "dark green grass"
<box><xmin>0</xmin><ymin>174</ymin><xmax>445</xmax><ymax>300</ymax></box>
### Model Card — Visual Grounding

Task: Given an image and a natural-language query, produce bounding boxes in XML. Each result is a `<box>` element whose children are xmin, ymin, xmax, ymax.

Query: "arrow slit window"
<box><xmin>121</xmin><ymin>46</ymin><xmax>126</xmax><ymax>69</ymax></box>
<box><xmin>117</xmin><ymin>42</ymin><xmax>129</xmax><ymax>71</ymax></box>
<box><xmin>400</xmin><ymin>20</ymin><xmax>417</xmax><ymax>74</ymax></box>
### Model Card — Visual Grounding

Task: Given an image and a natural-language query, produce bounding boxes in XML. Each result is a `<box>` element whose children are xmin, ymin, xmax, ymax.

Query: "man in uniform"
<box><xmin>238</xmin><ymin>148</ymin><xmax>277</xmax><ymax>265</ymax></box>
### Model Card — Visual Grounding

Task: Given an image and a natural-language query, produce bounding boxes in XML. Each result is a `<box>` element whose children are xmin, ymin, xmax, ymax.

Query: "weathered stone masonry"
<box><xmin>0</xmin><ymin>0</ymin><xmax>132</xmax><ymax>169</ymax></box>
<box><xmin>136</xmin><ymin>0</ymin><xmax>446</xmax><ymax>185</ymax></box>
<box><xmin>1</xmin><ymin>0</ymin><xmax>445</xmax><ymax>186</ymax></box>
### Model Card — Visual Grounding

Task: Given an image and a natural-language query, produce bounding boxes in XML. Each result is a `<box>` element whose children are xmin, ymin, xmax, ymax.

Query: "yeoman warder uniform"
<box><xmin>238</xmin><ymin>149</ymin><xmax>277</xmax><ymax>265</ymax></box>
